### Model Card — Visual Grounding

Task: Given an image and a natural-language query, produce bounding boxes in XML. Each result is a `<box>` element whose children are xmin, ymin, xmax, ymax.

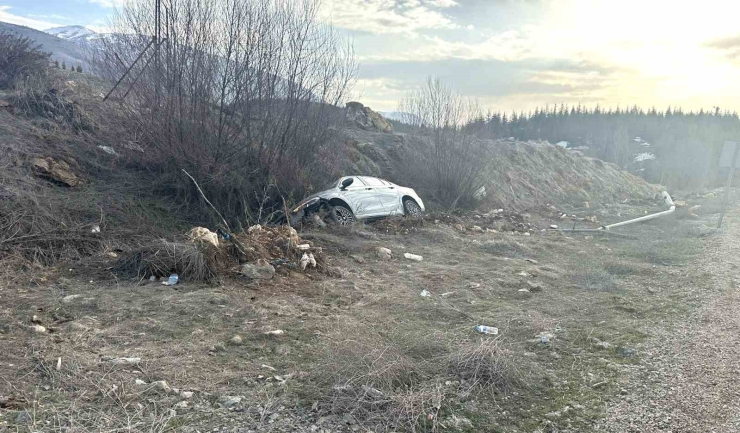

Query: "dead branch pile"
<box><xmin>114</xmin><ymin>224</ymin><xmax>327</xmax><ymax>282</ymax></box>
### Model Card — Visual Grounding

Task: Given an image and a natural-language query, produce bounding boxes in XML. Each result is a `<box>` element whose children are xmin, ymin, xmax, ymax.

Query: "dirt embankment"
<box><xmin>340</xmin><ymin>128</ymin><xmax>659</xmax><ymax>211</ymax></box>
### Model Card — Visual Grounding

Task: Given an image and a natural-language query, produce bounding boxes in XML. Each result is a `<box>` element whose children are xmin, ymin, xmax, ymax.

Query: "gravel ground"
<box><xmin>597</xmin><ymin>212</ymin><xmax>740</xmax><ymax>432</ymax></box>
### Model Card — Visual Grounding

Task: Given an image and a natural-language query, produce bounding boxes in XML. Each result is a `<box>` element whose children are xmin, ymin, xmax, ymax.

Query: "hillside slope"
<box><xmin>0</xmin><ymin>21</ymin><xmax>88</xmax><ymax>69</ymax></box>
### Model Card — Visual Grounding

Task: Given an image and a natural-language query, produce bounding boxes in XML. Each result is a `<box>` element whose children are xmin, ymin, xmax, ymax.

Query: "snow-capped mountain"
<box><xmin>45</xmin><ymin>25</ymin><xmax>99</xmax><ymax>43</ymax></box>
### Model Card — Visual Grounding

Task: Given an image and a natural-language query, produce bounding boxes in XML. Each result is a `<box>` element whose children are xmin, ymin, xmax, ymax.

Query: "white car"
<box><xmin>290</xmin><ymin>176</ymin><xmax>425</xmax><ymax>225</ymax></box>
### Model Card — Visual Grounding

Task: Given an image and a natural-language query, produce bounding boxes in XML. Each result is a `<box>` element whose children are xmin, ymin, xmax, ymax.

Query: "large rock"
<box><xmin>345</xmin><ymin>101</ymin><xmax>393</xmax><ymax>133</ymax></box>
<box><xmin>32</xmin><ymin>157</ymin><xmax>82</xmax><ymax>187</ymax></box>
<box><xmin>237</xmin><ymin>259</ymin><xmax>275</xmax><ymax>280</ymax></box>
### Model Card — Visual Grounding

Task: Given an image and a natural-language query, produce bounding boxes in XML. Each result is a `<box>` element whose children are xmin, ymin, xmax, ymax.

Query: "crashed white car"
<box><xmin>290</xmin><ymin>176</ymin><xmax>425</xmax><ymax>225</ymax></box>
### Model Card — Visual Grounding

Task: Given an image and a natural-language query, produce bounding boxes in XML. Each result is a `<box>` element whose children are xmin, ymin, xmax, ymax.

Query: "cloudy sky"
<box><xmin>4</xmin><ymin>0</ymin><xmax>740</xmax><ymax>113</ymax></box>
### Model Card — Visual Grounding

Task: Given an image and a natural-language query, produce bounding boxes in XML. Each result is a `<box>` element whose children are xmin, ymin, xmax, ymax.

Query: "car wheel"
<box><xmin>330</xmin><ymin>205</ymin><xmax>355</xmax><ymax>226</ymax></box>
<box><xmin>403</xmin><ymin>199</ymin><xmax>422</xmax><ymax>218</ymax></box>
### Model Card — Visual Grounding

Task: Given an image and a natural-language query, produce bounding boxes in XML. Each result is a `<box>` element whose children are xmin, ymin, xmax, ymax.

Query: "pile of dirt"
<box><xmin>339</xmin><ymin>129</ymin><xmax>660</xmax><ymax>211</ymax></box>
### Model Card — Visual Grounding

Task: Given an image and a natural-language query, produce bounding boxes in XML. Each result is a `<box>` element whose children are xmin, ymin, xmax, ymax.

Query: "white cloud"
<box><xmin>0</xmin><ymin>6</ymin><xmax>60</xmax><ymax>30</ymax></box>
<box><xmin>88</xmin><ymin>0</ymin><xmax>125</xmax><ymax>7</ymax></box>
<box><xmin>424</xmin><ymin>0</ymin><xmax>459</xmax><ymax>7</ymax></box>
<box><xmin>322</xmin><ymin>0</ymin><xmax>458</xmax><ymax>35</ymax></box>
<box><xmin>28</xmin><ymin>14</ymin><xmax>71</xmax><ymax>22</ymax></box>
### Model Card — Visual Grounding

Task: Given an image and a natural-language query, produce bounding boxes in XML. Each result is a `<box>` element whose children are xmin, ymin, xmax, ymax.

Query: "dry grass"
<box><xmin>114</xmin><ymin>240</ymin><xmax>218</xmax><ymax>282</ymax></box>
<box><xmin>307</xmin><ymin>317</ymin><xmax>519</xmax><ymax>432</ymax></box>
<box><xmin>13</xmin><ymin>74</ymin><xmax>96</xmax><ymax>132</ymax></box>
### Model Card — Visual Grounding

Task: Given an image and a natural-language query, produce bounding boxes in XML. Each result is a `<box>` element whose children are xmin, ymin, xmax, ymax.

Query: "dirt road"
<box><xmin>598</xmin><ymin>210</ymin><xmax>740</xmax><ymax>432</ymax></box>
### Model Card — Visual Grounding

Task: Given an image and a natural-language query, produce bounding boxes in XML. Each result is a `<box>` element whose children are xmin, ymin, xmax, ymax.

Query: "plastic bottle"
<box><xmin>475</xmin><ymin>325</ymin><xmax>498</xmax><ymax>335</ymax></box>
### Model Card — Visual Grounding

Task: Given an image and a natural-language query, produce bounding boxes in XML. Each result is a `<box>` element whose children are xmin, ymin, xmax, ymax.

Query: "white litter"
<box><xmin>404</xmin><ymin>253</ymin><xmax>423</xmax><ymax>262</ymax></box>
<box><xmin>420</xmin><ymin>289</ymin><xmax>431</xmax><ymax>297</ymax></box>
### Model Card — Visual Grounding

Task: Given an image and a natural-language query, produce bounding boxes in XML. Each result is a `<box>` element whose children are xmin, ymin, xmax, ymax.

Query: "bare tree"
<box><xmin>398</xmin><ymin>76</ymin><xmax>489</xmax><ymax>209</ymax></box>
<box><xmin>90</xmin><ymin>0</ymin><xmax>357</xmax><ymax>222</ymax></box>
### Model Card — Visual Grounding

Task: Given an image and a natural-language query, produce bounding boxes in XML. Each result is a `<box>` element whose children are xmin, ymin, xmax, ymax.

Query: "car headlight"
<box><xmin>292</xmin><ymin>197</ymin><xmax>319</xmax><ymax>213</ymax></box>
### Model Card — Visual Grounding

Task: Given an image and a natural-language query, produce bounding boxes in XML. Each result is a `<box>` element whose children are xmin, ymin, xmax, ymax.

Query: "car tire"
<box><xmin>330</xmin><ymin>204</ymin><xmax>355</xmax><ymax>226</ymax></box>
<box><xmin>403</xmin><ymin>199</ymin><xmax>422</xmax><ymax>218</ymax></box>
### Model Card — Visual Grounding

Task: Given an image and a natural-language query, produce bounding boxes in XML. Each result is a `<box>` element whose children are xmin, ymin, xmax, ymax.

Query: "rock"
<box><xmin>220</xmin><ymin>395</ymin><xmax>242</xmax><ymax>408</ymax></box>
<box><xmin>549</xmin><ymin>224</ymin><xmax>558</xmax><ymax>229</ymax></box>
<box><xmin>470</xmin><ymin>225</ymin><xmax>483</xmax><ymax>233</ymax></box>
<box><xmin>62</xmin><ymin>294</ymin><xmax>83</xmax><ymax>303</ymax></box>
<box><xmin>526</xmin><ymin>280</ymin><xmax>543</xmax><ymax>293</ymax></box>
<box><xmin>150</xmin><ymin>380</ymin><xmax>172</xmax><ymax>393</ymax></box>
<box><xmin>360</xmin><ymin>385</ymin><xmax>385</xmax><ymax>400</ymax></box>
<box><xmin>31</xmin><ymin>324</ymin><xmax>47</xmax><ymax>333</ymax></box>
<box><xmin>375</xmin><ymin>247</ymin><xmax>392</xmax><ymax>260</ymax></box>
<box><xmin>237</xmin><ymin>259</ymin><xmax>275</xmax><ymax>280</ymax></box>
<box><xmin>135</xmin><ymin>379</ymin><xmax>147</xmax><ymax>386</ymax></box>
<box><xmin>345</xmin><ymin>101</ymin><xmax>393</xmax><ymax>133</ymax></box>
<box><xmin>674</xmin><ymin>200</ymin><xmax>687</xmax><ymax>207</ymax></box>
<box><xmin>31</xmin><ymin>157</ymin><xmax>82</xmax><ymax>187</ymax></box>
<box><xmin>447</xmin><ymin>414</ymin><xmax>473</xmax><ymax>429</ymax></box>
<box><xmin>229</xmin><ymin>335</ymin><xmax>243</xmax><ymax>345</ymax></box>
<box><xmin>404</xmin><ymin>253</ymin><xmax>423</xmax><ymax>262</ymax></box>
<box><xmin>617</xmin><ymin>347</ymin><xmax>638</xmax><ymax>357</ymax></box>
<box><xmin>351</xmin><ymin>255</ymin><xmax>365</xmax><ymax>264</ymax></box>
<box><xmin>453</xmin><ymin>223</ymin><xmax>466</xmax><ymax>232</ymax></box>
<box><xmin>174</xmin><ymin>401</ymin><xmax>189</xmax><ymax>409</ymax></box>
<box><xmin>264</xmin><ymin>329</ymin><xmax>285</xmax><ymax>336</ymax></box>
<box><xmin>180</xmin><ymin>391</ymin><xmax>194</xmax><ymax>399</ymax></box>
<box><xmin>186</xmin><ymin>227</ymin><xmax>219</xmax><ymax>248</ymax></box>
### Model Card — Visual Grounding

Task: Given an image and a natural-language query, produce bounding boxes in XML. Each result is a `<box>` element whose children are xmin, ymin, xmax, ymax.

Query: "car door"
<box><xmin>360</xmin><ymin>177</ymin><xmax>401</xmax><ymax>215</ymax></box>
<box><xmin>339</xmin><ymin>177</ymin><xmax>385</xmax><ymax>218</ymax></box>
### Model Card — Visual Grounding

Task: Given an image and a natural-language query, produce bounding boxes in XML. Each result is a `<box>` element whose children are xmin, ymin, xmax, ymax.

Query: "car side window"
<box><xmin>360</xmin><ymin>176</ymin><xmax>383</xmax><ymax>187</ymax></box>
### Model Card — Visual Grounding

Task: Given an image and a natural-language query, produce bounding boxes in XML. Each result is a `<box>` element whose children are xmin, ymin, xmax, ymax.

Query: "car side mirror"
<box><xmin>340</xmin><ymin>178</ymin><xmax>354</xmax><ymax>189</ymax></box>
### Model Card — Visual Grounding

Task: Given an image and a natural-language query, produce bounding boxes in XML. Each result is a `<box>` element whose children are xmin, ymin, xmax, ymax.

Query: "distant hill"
<box><xmin>45</xmin><ymin>25</ymin><xmax>99</xmax><ymax>44</ymax></box>
<box><xmin>0</xmin><ymin>21</ymin><xmax>89</xmax><ymax>69</ymax></box>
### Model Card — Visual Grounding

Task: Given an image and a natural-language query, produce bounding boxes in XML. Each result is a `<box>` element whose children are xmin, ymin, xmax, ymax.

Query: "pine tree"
<box><xmin>54</xmin><ymin>60</ymin><xmax>59</xmax><ymax>68</ymax></box>
<box><xmin>61</xmin><ymin>61</ymin><xmax>66</xmax><ymax>70</ymax></box>
<box><xmin>76</xmin><ymin>65</ymin><xmax>82</xmax><ymax>73</ymax></box>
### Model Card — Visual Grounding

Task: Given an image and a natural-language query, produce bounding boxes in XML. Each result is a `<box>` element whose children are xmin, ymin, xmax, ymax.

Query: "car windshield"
<box><xmin>321</xmin><ymin>179</ymin><xmax>339</xmax><ymax>191</ymax></box>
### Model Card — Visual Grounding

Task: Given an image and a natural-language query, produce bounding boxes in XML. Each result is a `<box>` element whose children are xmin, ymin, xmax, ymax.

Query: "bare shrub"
<box><xmin>398</xmin><ymin>77</ymin><xmax>490</xmax><ymax>210</ymax></box>
<box><xmin>115</xmin><ymin>240</ymin><xmax>218</xmax><ymax>282</ymax></box>
<box><xmin>0</xmin><ymin>31</ymin><xmax>50</xmax><ymax>88</ymax></box>
<box><xmin>13</xmin><ymin>74</ymin><xmax>96</xmax><ymax>131</ymax></box>
<box><xmin>448</xmin><ymin>338</ymin><xmax>518</xmax><ymax>396</ymax></box>
<box><xmin>90</xmin><ymin>0</ymin><xmax>357</xmax><ymax>223</ymax></box>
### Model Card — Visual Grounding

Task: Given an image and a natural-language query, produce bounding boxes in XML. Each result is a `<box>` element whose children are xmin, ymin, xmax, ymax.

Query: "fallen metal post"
<box><xmin>601</xmin><ymin>191</ymin><xmax>675</xmax><ymax>230</ymax></box>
